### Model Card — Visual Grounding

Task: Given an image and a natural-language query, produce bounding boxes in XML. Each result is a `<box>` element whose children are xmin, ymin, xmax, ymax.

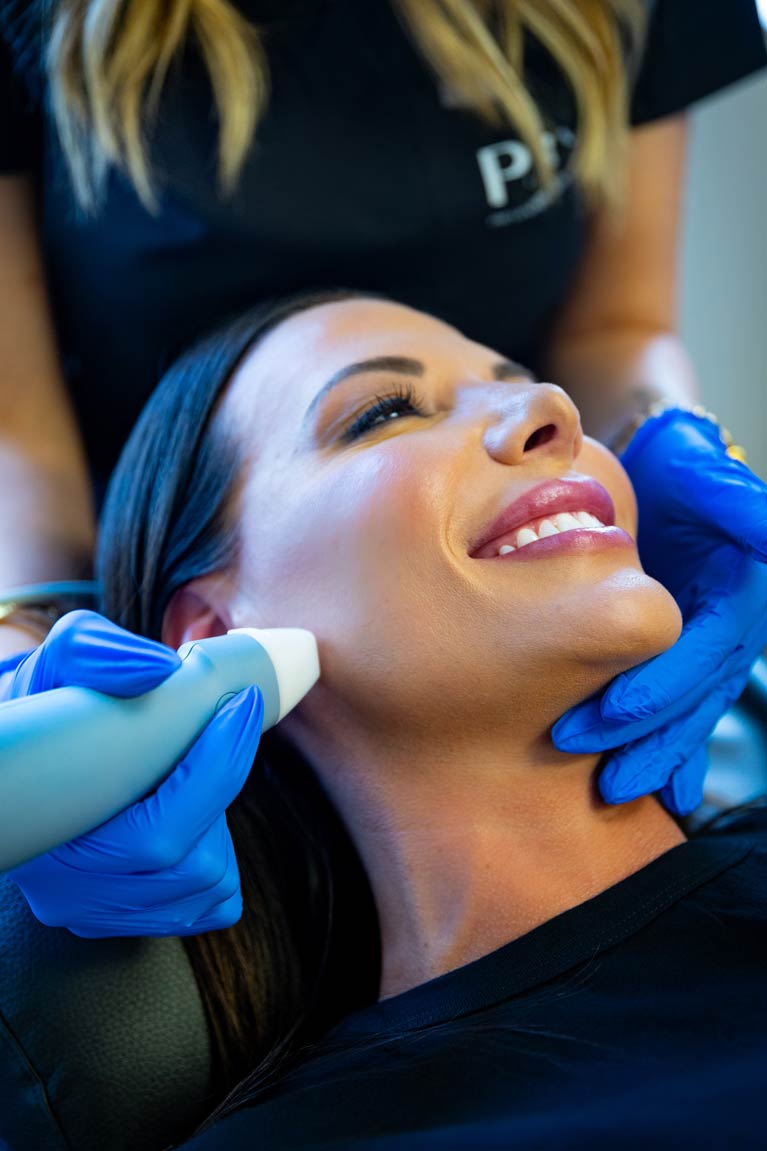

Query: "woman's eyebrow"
<box><xmin>300</xmin><ymin>354</ymin><xmax>533</xmax><ymax>433</ymax></box>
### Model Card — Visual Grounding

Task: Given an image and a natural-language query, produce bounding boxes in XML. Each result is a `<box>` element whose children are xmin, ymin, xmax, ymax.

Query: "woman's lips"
<box><xmin>468</xmin><ymin>477</ymin><xmax>618</xmax><ymax>559</ymax></box>
<box><xmin>482</xmin><ymin>524</ymin><xmax>635</xmax><ymax>562</ymax></box>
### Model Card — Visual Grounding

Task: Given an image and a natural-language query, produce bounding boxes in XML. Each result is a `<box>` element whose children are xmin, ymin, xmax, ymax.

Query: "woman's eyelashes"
<box><xmin>341</xmin><ymin>381</ymin><xmax>427</xmax><ymax>442</ymax></box>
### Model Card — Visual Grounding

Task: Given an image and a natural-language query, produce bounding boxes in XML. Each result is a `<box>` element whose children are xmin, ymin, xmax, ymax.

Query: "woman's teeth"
<box><xmin>497</xmin><ymin>510</ymin><xmax>605</xmax><ymax>555</ymax></box>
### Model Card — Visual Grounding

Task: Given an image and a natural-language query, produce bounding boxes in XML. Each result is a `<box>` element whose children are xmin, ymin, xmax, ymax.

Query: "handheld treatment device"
<box><xmin>0</xmin><ymin>628</ymin><xmax>319</xmax><ymax>873</ymax></box>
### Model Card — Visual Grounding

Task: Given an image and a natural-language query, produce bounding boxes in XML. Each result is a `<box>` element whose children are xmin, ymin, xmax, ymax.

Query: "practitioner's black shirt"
<box><xmin>1</xmin><ymin>1</ymin><xmax>765</xmax><ymax>490</ymax></box>
<box><xmin>181</xmin><ymin>804</ymin><xmax>767</xmax><ymax>1150</ymax></box>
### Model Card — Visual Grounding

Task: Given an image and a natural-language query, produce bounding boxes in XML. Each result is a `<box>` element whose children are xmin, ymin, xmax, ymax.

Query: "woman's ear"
<box><xmin>161</xmin><ymin>577</ymin><xmax>235</xmax><ymax>650</ymax></box>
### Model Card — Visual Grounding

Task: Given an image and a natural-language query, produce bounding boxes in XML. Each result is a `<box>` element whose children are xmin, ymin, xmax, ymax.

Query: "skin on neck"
<box><xmin>286</xmin><ymin>680</ymin><xmax>686</xmax><ymax>1003</ymax></box>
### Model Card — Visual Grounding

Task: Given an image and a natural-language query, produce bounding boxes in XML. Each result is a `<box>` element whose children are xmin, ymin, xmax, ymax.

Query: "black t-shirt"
<box><xmin>179</xmin><ymin>804</ymin><xmax>767</xmax><ymax>1150</ymax></box>
<box><xmin>1</xmin><ymin>1</ymin><xmax>765</xmax><ymax>492</ymax></box>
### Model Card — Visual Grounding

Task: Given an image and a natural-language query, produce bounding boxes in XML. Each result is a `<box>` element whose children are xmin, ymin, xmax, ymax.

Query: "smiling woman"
<box><xmin>93</xmin><ymin>288</ymin><xmax>766</xmax><ymax>1149</ymax></box>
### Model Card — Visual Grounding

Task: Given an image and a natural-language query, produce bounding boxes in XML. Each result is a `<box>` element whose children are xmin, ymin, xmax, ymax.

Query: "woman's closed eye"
<box><xmin>342</xmin><ymin>382</ymin><xmax>427</xmax><ymax>442</ymax></box>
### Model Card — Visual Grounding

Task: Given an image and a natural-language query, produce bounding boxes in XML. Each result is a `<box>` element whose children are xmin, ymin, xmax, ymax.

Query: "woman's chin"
<box><xmin>532</xmin><ymin>588</ymin><xmax>683</xmax><ymax>739</ymax></box>
<box><xmin>573</xmin><ymin>574</ymin><xmax>683</xmax><ymax>674</ymax></box>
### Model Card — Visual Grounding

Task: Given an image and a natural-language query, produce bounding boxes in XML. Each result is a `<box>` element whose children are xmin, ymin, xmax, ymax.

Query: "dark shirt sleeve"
<box><xmin>630</xmin><ymin>0</ymin><xmax>767</xmax><ymax>126</ymax></box>
<box><xmin>0</xmin><ymin>5</ymin><xmax>42</xmax><ymax>174</ymax></box>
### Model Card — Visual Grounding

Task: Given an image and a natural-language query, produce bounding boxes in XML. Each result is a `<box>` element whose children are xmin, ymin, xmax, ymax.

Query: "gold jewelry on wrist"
<box><xmin>0</xmin><ymin>604</ymin><xmax>61</xmax><ymax>640</ymax></box>
<box><xmin>0</xmin><ymin>581</ymin><xmax>101</xmax><ymax>637</ymax></box>
<box><xmin>610</xmin><ymin>399</ymin><xmax>748</xmax><ymax>463</ymax></box>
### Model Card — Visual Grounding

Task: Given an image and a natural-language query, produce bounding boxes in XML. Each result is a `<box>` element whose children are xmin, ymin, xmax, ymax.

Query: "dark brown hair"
<box><xmin>96</xmin><ymin>287</ymin><xmax>383</xmax><ymax>1129</ymax></box>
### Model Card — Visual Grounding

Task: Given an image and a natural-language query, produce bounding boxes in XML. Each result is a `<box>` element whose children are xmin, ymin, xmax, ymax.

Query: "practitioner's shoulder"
<box><xmin>0</xmin><ymin>0</ymin><xmax>44</xmax><ymax>174</ymax></box>
<box><xmin>0</xmin><ymin>1</ymin><xmax>43</xmax><ymax>78</ymax></box>
<box><xmin>630</xmin><ymin>0</ymin><xmax>767</xmax><ymax>127</ymax></box>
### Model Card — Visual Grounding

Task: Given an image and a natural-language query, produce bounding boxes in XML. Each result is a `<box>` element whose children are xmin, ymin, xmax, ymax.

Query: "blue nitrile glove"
<box><xmin>553</xmin><ymin>408</ymin><xmax>767</xmax><ymax>815</ymax></box>
<box><xmin>0</xmin><ymin>610</ymin><xmax>264</xmax><ymax>937</ymax></box>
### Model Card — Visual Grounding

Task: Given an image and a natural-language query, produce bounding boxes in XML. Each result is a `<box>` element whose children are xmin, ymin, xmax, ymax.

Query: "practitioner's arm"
<box><xmin>0</xmin><ymin>174</ymin><xmax>96</xmax><ymax>659</ymax></box>
<box><xmin>541</xmin><ymin>116</ymin><xmax>695</xmax><ymax>449</ymax></box>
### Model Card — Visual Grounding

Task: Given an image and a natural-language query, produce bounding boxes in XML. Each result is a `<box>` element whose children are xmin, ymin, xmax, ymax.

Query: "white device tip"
<box><xmin>228</xmin><ymin>627</ymin><xmax>320</xmax><ymax>721</ymax></box>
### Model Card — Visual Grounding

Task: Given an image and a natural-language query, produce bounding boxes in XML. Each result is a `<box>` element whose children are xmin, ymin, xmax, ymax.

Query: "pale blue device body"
<box><xmin>0</xmin><ymin>628</ymin><xmax>320</xmax><ymax>873</ymax></box>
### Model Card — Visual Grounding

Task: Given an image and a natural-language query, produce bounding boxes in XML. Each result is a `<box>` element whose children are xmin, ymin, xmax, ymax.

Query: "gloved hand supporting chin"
<box><xmin>552</xmin><ymin>408</ymin><xmax>767</xmax><ymax>816</ymax></box>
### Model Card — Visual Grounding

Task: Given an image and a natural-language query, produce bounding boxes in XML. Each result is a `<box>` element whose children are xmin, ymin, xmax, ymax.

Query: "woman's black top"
<box><xmin>181</xmin><ymin>803</ymin><xmax>767</xmax><ymax>1150</ymax></box>
<box><xmin>1</xmin><ymin>0</ymin><xmax>765</xmax><ymax>491</ymax></box>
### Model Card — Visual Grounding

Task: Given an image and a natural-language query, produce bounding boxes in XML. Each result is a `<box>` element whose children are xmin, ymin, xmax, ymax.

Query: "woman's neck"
<box><xmin>292</xmin><ymin>719</ymin><xmax>687</xmax><ymax>1003</ymax></box>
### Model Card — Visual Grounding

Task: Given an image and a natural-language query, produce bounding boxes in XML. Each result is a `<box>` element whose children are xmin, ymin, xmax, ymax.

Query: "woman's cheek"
<box><xmin>255</xmin><ymin>452</ymin><xmax>417</xmax><ymax>633</ymax></box>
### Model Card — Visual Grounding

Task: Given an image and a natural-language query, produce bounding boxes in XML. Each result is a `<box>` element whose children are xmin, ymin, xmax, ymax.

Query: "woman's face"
<box><xmin>219</xmin><ymin>298</ymin><xmax>682</xmax><ymax>748</ymax></box>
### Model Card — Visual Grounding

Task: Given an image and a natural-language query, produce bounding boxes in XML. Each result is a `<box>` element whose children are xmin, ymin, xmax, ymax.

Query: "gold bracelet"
<box><xmin>611</xmin><ymin>400</ymin><xmax>748</xmax><ymax>463</ymax></box>
<box><xmin>0</xmin><ymin>604</ymin><xmax>61</xmax><ymax>641</ymax></box>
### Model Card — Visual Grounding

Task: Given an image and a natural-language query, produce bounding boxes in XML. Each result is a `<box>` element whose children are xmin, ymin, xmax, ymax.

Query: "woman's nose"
<box><xmin>482</xmin><ymin>381</ymin><xmax>582</xmax><ymax>466</ymax></box>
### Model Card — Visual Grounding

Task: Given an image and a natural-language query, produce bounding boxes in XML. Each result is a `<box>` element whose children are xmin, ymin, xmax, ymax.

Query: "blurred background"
<box><xmin>680</xmin><ymin>13</ymin><xmax>767</xmax><ymax>479</ymax></box>
<box><xmin>671</xmin><ymin>12</ymin><xmax>767</xmax><ymax>812</ymax></box>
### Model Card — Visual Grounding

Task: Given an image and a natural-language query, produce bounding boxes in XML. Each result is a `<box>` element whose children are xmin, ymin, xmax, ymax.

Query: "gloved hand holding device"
<box><xmin>0</xmin><ymin>610</ymin><xmax>265</xmax><ymax>937</ymax></box>
<box><xmin>553</xmin><ymin>406</ymin><xmax>767</xmax><ymax>815</ymax></box>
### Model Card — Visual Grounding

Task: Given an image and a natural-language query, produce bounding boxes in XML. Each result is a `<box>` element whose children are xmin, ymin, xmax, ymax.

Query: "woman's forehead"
<box><xmin>228</xmin><ymin>298</ymin><xmax>470</xmax><ymax>418</ymax></box>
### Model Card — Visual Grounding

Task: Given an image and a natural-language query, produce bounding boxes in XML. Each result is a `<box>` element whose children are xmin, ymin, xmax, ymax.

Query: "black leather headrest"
<box><xmin>0</xmin><ymin>875</ymin><xmax>213</xmax><ymax>1151</ymax></box>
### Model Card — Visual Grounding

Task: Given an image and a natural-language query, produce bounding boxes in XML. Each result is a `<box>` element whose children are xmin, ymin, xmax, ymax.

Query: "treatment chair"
<box><xmin>2</xmin><ymin>659</ymin><xmax>767</xmax><ymax>1151</ymax></box>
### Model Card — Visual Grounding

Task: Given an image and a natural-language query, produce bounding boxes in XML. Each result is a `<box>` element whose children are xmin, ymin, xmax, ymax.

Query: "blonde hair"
<box><xmin>47</xmin><ymin>0</ymin><xmax>645</xmax><ymax>215</ymax></box>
